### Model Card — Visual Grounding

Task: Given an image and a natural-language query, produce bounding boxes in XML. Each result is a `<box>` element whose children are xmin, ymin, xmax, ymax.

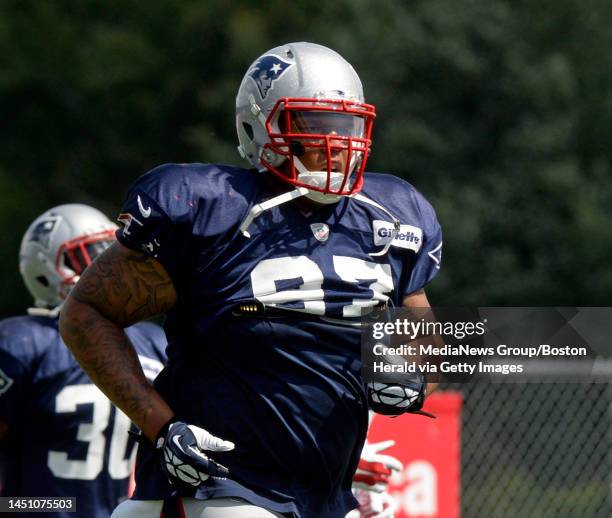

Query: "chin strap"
<box><xmin>239</xmin><ymin>187</ymin><xmax>311</xmax><ymax>238</ymax></box>
<box><xmin>27</xmin><ymin>304</ymin><xmax>62</xmax><ymax>318</ymax></box>
<box><xmin>238</xmin><ymin>189</ymin><xmax>401</xmax><ymax>257</ymax></box>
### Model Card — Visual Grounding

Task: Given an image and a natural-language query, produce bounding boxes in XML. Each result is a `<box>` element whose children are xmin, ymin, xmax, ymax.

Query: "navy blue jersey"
<box><xmin>0</xmin><ymin>316</ymin><xmax>167</xmax><ymax>518</ymax></box>
<box><xmin>116</xmin><ymin>163</ymin><xmax>442</xmax><ymax>517</ymax></box>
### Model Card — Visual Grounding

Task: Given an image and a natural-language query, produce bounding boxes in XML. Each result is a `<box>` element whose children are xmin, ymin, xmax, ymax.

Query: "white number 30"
<box><xmin>47</xmin><ymin>356</ymin><xmax>163</xmax><ymax>481</ymax></box>
<box><xmin>47</xmin><ymin>385</ymin><xmax>133</xmax><ymax>480</ymax></box>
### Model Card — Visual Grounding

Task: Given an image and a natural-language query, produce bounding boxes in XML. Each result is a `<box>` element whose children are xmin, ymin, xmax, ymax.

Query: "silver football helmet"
<box><xmin>19</xmin><ymin>204</ymin><xmax>117</xmax><ymax>314</ymax></box>
<box><xmin>236</xmin><ymin>42</ymin><xmax>376</xmax><ymax>204</ymax></box>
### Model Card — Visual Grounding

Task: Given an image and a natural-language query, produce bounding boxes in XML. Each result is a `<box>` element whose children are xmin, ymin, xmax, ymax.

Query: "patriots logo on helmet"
<box><xmin>249</xmin><ymin>55</ymin><xmax>293</xmax><ymax>98</ymax></box>
<box><xmin>27</xmin><ymin>217</ymin><xmax>60</xmax><ymax>250</ymax></box>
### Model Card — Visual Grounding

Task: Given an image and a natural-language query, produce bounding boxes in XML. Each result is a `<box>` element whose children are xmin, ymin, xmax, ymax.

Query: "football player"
<box><xmin>60</xmin><ymin>42</ymin><xmax>442</xmax><ymax>517</ymax></box>
<box><xmin>0</xmin><ymin>204</ymin><xmax>167</xmax><ymax>517</ymax></box>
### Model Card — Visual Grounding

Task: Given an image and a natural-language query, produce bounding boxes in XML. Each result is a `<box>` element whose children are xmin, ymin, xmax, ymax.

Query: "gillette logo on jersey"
<box><xmin>373</xmin><ymin>220</ymin><xmax>423</xmax><ymax>252</ymax></box>
<box><xmin>249</xmin><ymin>55</ymin><xmax>293</xmax><ymax>98</ymax></box>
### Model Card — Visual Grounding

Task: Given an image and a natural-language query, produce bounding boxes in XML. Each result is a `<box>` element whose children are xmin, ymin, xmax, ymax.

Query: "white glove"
<box><xmin>352</xmin><ymin>440</ymin><xmax>403</xmax><ymax>493</ymax></box>
<box><xmin>354</xmin><ymin>488</ymin><xmax>398</xmax><ymax>518</ymax></box>
<box><xmin>157</xmin><ymin>421</ymin><xmax>235</xmax><ymax>487</ymax></box>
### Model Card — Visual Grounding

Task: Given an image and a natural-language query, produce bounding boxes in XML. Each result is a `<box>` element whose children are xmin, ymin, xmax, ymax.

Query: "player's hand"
<box><xmin>353</xmin><ymin>440</ymin><xmax>403</xmax><ymax>493</ymax></box>
<box><xmin>156</xmin><ymin>421</ymin><xmax>235</xmax><ymax>487</ymax></box>
<box><xmin>354</xmin><ymin>488</ymin><xmax>398</xmax><ymax>518</ymax></box>
<box><xmin>366</xmin><ymin>381</ymin><xmax>434</xmax><ymax>417</ymax></box>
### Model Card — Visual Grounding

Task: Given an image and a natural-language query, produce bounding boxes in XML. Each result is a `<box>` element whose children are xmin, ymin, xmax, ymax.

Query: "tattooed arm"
<box><xmin>59</xmin><ymin>242</ymin><xmax>176</xmax><ymax>441</ymax></box>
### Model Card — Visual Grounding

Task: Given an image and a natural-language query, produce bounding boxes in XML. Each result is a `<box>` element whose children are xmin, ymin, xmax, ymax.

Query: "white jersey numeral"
<box><xmin>333</xmin><ymin>256</ymin><xmax>393</xmax><ymax>317</ymax></box>
<box><xmin>107</xmin><ymin>408</ymin><xmax>134</xmax><ymax>479</ymax></box>
<box><xmin>250</xmin><ymin>256</ymin><xmax>325</xmax><ymax>315</ymax></box>
<box><xmin>48</xmin><ymin>385</ymin><xmax>111</xmax><ymax>480</ymax></box>
<box><xmin>250</xmin><ymin>255</ymin><xmax>394</xmax><ymax>316</ymax></box>
<box><xmin>47</xmin><ymin>357</ymin><xmax>163</xmax><ymax>481</ymax></box>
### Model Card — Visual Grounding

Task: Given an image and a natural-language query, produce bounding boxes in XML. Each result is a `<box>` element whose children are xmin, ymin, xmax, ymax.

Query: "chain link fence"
<box><xmin>445</xmin><ymin>377</ymin><xmax>610</xmax><ymax>518</ymax></box>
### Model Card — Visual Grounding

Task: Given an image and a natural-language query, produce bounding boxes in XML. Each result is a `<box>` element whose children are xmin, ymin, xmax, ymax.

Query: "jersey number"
<box><xmin>47</xmin><ymin>385</ymin><xmax>133</xmax><ymax>480</ymax></box>
<box><xmin>250</xmin><ymin>255</ymin><xmax>393</xmax><ymax>317</ymax></box>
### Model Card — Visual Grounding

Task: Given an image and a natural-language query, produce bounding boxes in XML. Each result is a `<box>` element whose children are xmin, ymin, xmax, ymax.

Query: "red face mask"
<box><xmin>261</xmin><ymin>97</ymin><xmax>376</xmax><ymax>197</ymax></box>
<box><xmin>55</xmin><ymin>229</ymin><xmax>116</xmax><ymax>290</ymax></box>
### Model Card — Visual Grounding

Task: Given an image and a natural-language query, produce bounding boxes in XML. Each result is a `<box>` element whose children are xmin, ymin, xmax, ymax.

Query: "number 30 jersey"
<box><xmin>0</xmin><ymin>316</ymin><xmax>166</xmax><ymax>518</ymax></box>
<box><xmin>116</xmin><ymin>163</ymin><xmax>442</xmax><ymax>518</ymax></box>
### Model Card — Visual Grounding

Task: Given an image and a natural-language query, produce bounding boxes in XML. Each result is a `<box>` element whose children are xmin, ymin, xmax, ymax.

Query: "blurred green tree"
<box><xmin>1</xmin><ymin>0</ymin><xmax>611</xmax><ymax>316</ymax></box>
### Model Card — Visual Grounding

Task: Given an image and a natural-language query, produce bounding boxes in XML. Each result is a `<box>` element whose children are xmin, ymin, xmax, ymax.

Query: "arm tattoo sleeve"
<box><xmin>73</xmin><ymin>242</ymin><xmax>176</xmax><ymax>327</ymax></box>
<box><xmin>59</xmin><ymin>242</ymin><xmax>176</xmax><ymax>439</ymax></box>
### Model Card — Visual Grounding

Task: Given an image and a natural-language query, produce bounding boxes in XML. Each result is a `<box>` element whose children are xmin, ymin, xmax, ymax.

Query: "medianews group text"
<box><xmin>373</xmin><ymin>343</ymin><xmax>588</xmax><ymax>358</ymax></box>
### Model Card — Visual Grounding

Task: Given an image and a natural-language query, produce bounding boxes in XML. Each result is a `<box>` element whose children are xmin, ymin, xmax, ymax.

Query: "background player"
<box><xmin>0</xmin><ymin>204</ymin><xmax>167</xmax><ymax>517</ymax></box>
<box><xmin>60</xmin><ymin>42</ymin><xmax>442</xmax><ymax>517</ymax></box>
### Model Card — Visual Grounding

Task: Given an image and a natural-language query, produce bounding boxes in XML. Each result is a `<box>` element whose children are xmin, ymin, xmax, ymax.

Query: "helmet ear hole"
<box><xmin>242</xmin><ymin>122</ymin><xmax>254</xmax><ymax>141</ymax></box>
<box><xmin>36</xmin><ymin>275</ymin><xmax>49</xmax><ymax>287</ymax></box>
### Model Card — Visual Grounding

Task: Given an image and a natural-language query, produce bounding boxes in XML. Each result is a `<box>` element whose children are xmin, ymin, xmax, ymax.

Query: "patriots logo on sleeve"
<box><xmin>249</xmin><ymin>55</ymin><xmax>293</xmax><ymax>98</ymax></box>
<box><xmin>117</xmin><ymin>212</ymin><xmax>143</xmax><ymax>236</ymax></box>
